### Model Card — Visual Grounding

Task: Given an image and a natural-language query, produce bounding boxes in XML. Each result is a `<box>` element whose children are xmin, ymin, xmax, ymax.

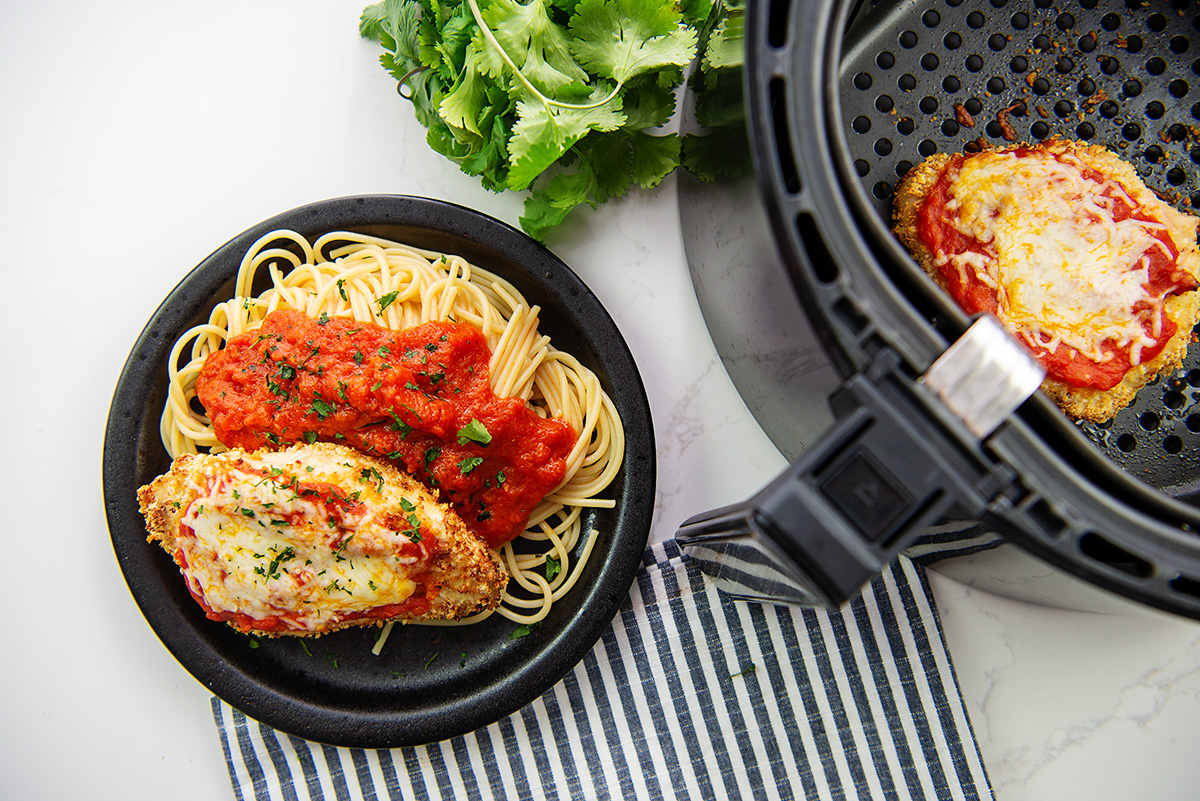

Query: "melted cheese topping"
<box><xmin>936</xmin><ymin>148</ymin><xmax>1171</xmax><ymax>365</ymax></box>
<box><xmin>174</xmin><ymin>446</ymin><xmax>436</xmax><ymax>632</ymax></box>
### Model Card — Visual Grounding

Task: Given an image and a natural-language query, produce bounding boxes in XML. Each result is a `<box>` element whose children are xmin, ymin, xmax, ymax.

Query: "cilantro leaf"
<box><xmin>520</xmin><ymin>196</ymin><xmax>576</xmax><ymax>240</ymax></box>
<box><xmin>478</xmin><ymin>0</ymin><xmax>590</xmax><ymax>96</ymax></box>
<box><xmin>506</xmin><ymin>89</ymin><xmax>625</xmax><ymax>190</ymax></box>
<box><xmin>358</xmin><ymin>2</ymin><xmax>390</xmax><ymax>40</ymax></box>
<box><xmin>458</xmin><ymin>456</ymin><xmax>484</xmax><ymax>475</ymax></box>
<box><xmin>508</xmin><ymin>138</ymin><xmax>575</xmax><ymax>194</ymax></box>
<box><xmin>617</xmin><ymin>77</ymin><xmax>677</xmax><ymax>130</ymax></box>
<box><xmin>568</xmin><ymin>0</ymin><xmax>698</xmax><ymax>84</ymax></box>
<box><xmin>682</xmin><ymin>126</ymin><xmax>752</xmax><ymax>183</ymax></box>
<box><xmin>680</xmin><ymin>1</ymin><xmax>752</xmax><ymax>184</ymax></box>
<box><xmin>626</xmin><ymin>130</ymin><xmax>681</xmax><ymax>189</ymax></box>
<box><xmin>702</xmin><ymin>8</ymin><xmax>744</xmax><ymax>74</ymax></box>
<box><xmin>456</xmin><ymin>418</ymin><xmax>493</xmax><ymax>445</ymax></box>
<box><xmin>519</xmin><ymin>168</ymin><xmax>596</xmax><ymax>236</ymax></box>
<box><xmin>438</xmin><ymin>39</ymin><xmax>490</xmax><ymax>135</ymax></box>
<box><xmin>361</xmin><ymin>0</ymin><xmax>443</xmax><ymax>128</ymax></box>
<box><xmin>458</xmin><ymin>106</ymin><xmax>513</xmax><ymax>189</ymax></box>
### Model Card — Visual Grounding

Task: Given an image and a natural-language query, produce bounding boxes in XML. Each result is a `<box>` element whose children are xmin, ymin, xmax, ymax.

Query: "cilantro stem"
<box><xmin>464</xmin><ymin>0</ymin><xmax>623</xmax><ymax>112</ymax></box>
<box><xmin>396</xmin><ymin>65</ymin><xmax>429</xmax><ymax>100</ymax></box>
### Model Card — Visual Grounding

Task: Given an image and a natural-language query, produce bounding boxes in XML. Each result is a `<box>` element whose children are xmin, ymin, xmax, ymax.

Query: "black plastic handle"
<box><xmin>678</xmin><ymin>352</ymin><xmax>1005</xmax><ymax>607</ymax></box>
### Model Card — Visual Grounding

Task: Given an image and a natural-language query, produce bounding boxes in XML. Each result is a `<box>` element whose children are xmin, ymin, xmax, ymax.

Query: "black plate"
<box><xmin>102</xmin><ymin>195</ymin><xmax>655</xmax><ymax>748</ymax></box>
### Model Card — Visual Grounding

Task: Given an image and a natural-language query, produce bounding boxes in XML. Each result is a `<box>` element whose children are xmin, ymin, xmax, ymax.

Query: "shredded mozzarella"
<box><xmin>940</xmin><ymin>149</ymin><xmax>1167</xmax><ymax>365</ymax></box>
<box><xmin>176</xmin><ymin>448</ymin><xmax>424</xmax><ymax>631</ymax></box>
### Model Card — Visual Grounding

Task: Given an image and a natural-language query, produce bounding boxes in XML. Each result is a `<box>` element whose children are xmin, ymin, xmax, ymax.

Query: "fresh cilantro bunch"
<box><xmin>360</xmin><ymin>0</ymin><xmax>713</xmax><ymax>240</ymax></box>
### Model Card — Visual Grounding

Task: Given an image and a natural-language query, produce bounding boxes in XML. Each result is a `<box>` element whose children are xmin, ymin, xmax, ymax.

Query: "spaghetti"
<box><xmin>158</xmin><ymin>229</ymin><xmax>624</xmax><ymax>631</ymax></box>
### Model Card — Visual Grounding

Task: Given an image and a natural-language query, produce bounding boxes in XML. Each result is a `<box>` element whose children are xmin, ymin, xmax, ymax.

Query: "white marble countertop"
<box><xmin>4</xmin><ymin>1</ymin><xmax>1200</xmax><ymax>798</ymax></box>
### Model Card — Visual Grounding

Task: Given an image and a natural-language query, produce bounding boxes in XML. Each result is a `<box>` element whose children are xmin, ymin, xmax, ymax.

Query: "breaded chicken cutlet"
<box><xmin>893</xmin><ymin>139</ymin><xmax>1200</xmax><ymax>423</ymax></box>
<box><xmin>138</xmin><ymin>441</ymin><xmax>506</xmax><ymax>637</ymax></box>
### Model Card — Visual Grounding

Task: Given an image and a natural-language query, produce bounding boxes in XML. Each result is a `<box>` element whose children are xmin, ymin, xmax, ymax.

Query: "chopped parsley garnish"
<box><xmin>376</xmin><ymin>290</ymin><xmax>400</xmax><ymax>315</ymax></box>
<box><xmin>333</xmin><ymin>533</ymin><xmax>356</xmax><ymax>560</ymax></box>
<box><xmin>254</xmin><ymin>545</ymin><xmax>296</xmax><ymax>581</ymax></box>
<box><xmin>265</xmin><ymin>363</ymin><xmax>294</xmax><ymax>400</ymax></box>
<box><xmin>545</xmin><ymin>555</ymin><xmax>561</xmax><ymax>582</ymax></box>
<box><xmin>310</xmin><ymin>396</ymin><xmax>336</xmax><ymax>420</ymax></box>
<box><xmin>456</xmin><ymin>418</ymin><xmax>492</xmax><ymax>446</ymax></box>
<box><xmin>298</xmin><ymin>342</ymin><xmax>321</xmax><ymax>369</ymax></box>
<box><xmin>387</xmin><ymin>408</ymin><xmax>412</xmax><ymax>438</ymax></box>
<box><xmin>423</xmin><ymin>447</ymin><xmax>441</xmax><ymax>470</ymax></box>
<box><xmin>324</xmin><ymin>578</ymin><xmax>352</xmax><ymax>596</ymax></box>
<box><xmin>508</xmin><ymin>621</ymin><xmax>543</xmax><ymax>640</ymax></box>
<box><xmin>359</xmin><ymin>466</ymin><xmax>385</xmax><ymax>493</ymax></box>
<box><xmin>458</xmin><ymin>456</ymin><xmax>484</xmax><ymax>475</ymax></box>
<box><xmin>399</xmin><ymin>498</ymin><xmax>422</xmax><ymax>541</ymax></box>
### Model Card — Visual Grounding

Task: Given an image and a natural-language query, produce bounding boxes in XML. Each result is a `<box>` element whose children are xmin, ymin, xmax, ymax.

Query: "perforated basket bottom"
<box><xmin>838</xmin><ymin>0</ymin><xmax>1200</xmax><ymax>499</ymax></box>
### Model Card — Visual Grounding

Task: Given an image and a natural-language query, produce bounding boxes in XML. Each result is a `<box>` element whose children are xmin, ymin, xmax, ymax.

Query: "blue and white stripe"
<box><xmin>215</xmin><ymin>540</ymin><xmax>993</xmax><ymax>801</ymax></box>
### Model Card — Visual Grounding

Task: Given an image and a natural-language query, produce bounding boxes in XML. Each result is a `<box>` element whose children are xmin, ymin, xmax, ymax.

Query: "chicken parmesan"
<box><xmin>893</xmin><ymin>139</ymin><xmax>1200</xmax><ymax>422</ymax></box>
<box><xmin>137</xmin><ymin>441</ymin><xmax>506</xmax><ymax>636</ymax></box>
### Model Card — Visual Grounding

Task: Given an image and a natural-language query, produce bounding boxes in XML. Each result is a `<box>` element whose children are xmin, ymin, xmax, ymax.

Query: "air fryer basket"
<box><xmin>840</xmin><ymin>0</ymin><xmax>1200</xmax><ymax>497</ymax></box>
<box><xmin>677</xmin><ymin>0</ymin><xmax>1200</xmax><ymax>618</ymax></box>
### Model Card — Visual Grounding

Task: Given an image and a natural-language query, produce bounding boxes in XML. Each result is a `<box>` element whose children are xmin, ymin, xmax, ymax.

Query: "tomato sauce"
<box><xmin>915</xmin><ymin>148</ymin><xmax>1197</xmax><ymax>391</ymax></box>
<box><xmin>195</xmin><ymin>310</ymin><xmax>577</xmax><ymax>548</ymax></box>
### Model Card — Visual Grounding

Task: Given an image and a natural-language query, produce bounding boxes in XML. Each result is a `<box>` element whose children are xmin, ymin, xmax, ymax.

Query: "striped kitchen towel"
<box><xmin>214</xmin><ymin>539</ymin><xmax>993</xmax><ymax>800</ymax></box>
